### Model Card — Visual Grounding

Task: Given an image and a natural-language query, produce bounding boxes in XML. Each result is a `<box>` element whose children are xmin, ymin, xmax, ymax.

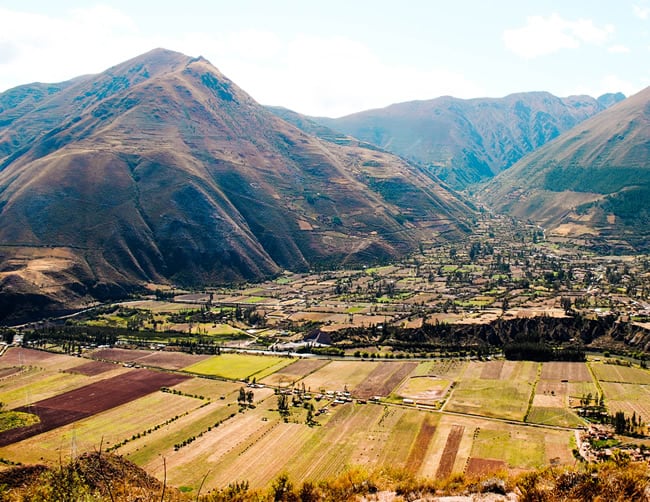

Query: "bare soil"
<box><xmin>353</xmin><ymin>362</ymin><xmax>418</xmax><ymax>399</ymax></box>
<box><xmin>436</xmin><ymin>424</ymin><xmax>464</xmax><ymax>479</ymax></box>
<box><xmin>465</xmin><ymin>457</ymin><xmax>507</xmax><ymax>476</ymax></box>
<box><xmin>64</xmin><ymin>360</ymin><xmax>118</xmax><ymax>376</ymax></box>
<box><xmin>405</xmin><ymin>416</ymin><xmax>436</xmax><ymax>473</ymax></box>
<box><xmin>480</xmin><ymin>360</ymin><xmax>504</xmax><ymax>379</ymax></box>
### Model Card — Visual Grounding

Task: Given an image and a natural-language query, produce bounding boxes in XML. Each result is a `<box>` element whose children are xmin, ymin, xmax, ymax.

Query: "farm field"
<box><xmin>0</xmin><ymin>348</ymin><xmax>585</xmax><ymax>494</ymax></box>
<box><xmin>590</xmin><ymin>362</ymin><xmax>650</xmax><ymax>385</ymax></box>
<box><xmin>599</xmin><ymin>382</ymin><xmax>650</xmax><ymax>424</ymax></box>
<box><xmin>444</xmin><ymin>361</ymin><xmax>537</xmax><ymax>420</ymax></box>
<box><xmin>183</xmin><ymin>353</ymin><xmax>294</xmax><ymax>380</ymax></box>
<box><xmin>526</xmin><ymin>361</ymin><xmax>595</xmax><ymax>427</ymax></box>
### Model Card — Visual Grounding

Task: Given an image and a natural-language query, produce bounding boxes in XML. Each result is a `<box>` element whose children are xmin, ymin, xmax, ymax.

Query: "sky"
<box><xmin>0</xmin><ymin>1</ymin><xmax>648</xmax><ymax>117</ymax></box>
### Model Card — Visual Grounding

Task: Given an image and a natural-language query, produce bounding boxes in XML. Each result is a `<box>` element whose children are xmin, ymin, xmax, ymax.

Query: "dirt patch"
<box><xmin>0</xmin><ymin>367</ymin><xmax>22</xmax><ymax>379</ymax></box>
<box><xmin>405</xmin><ymin>417</ymin><xmax>436</xmax><ymax>473</ymax></box>
<box><xmin>541</xmin><ymin>362</ymin><xmax>591</xmax><ymax>382</ymax></box>
<box><xmin>273</xmin><ymin>358</ymin><xmax>329</xmax><ymax>377</ymax></box>
<box><xmin>353</xmin><ymin>362</ymin><xmax>417</xmax><ymax>399</ymax></box>
<box><xmin>1</xmin><ymin>348</ymin><xmax>60</xmax><ymax>365</ymax></box>
<box><xmin>465</xmin><ymin>458</ymin><xmax>507</xmax><ymax>476</ymax></box>
<box><xmin>90</xmin><ymin>348</ymin><xmax>153</xmax><ymax>363</ymax></box>
<box><xmin>480</xmin><ymin>361</ymin><xmax>504</xmax><ymax>379</ymax></box>
<box><xmin>137</xmin><ymin>351</ymin><xmax>210</xmax><ymax>370</ymax></box>
<box><xmin>0</xmin><ymin>369</ymin><xmax>189</xmax><ymax>446</ymax></box>
<box><xmin>64</xmin><ymin>361</ymin><xmax>117</xmax><ymax>376</ymax></box>
<box><xmin>436</xmin><ymin>425</ymin><xmax>464</xmax><ymax>479</ymax></box>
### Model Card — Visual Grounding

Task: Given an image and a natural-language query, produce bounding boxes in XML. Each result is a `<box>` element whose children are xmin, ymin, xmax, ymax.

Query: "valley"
<box><xmin>1</xmin><ymin>213</ymin><xmax>650</xmax><ymax>494</ymax></box>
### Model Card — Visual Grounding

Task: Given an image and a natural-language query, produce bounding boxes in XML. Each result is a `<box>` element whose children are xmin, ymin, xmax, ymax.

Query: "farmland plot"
<box><xmin>445</xmin><ymin>362</ymin><xmax>536</xmax><ymax>421</ymax></box>
<box><xmin>0</xmin><ymin>369</ymin><xmax>189</xmax><ymax>446</ymax></box>
<box><xmin>590</xmin><ymin>363</ymin><xmax>650</xmax><ymax>384</ymax></box>
<box><xmin>526</xmin><ymin>362</ymin><xmax>594</xmax><ymax>427</ymax></box>
<box><xmin>299</xmin><ymin>360</ymin><xmax>377</xmax><ymax>393</ymax></box>
<box><xmin>261</xmin><ymin>358</ymin><xmax>330</xmax><ymax>388</ymax></box>
<box><xmin>600</xmin><ymin>382</ymin><xmax>650</xmax><ymax>423</ymax></box>
<box><xmin>353</xmin><ymin>361</ymin><xmax>418</xmax><ymax>398</ymax></box>
<box><xmin>395</xmin><ymin>376</ymin><xmax>452</xmax><ymax>405</ymax></box>
<box><xmin>183</xmin><ymin>353</ymin><xmax>294</xmax><ymax>380</ymax></box>
<box><xmin>0</xmin><ymin>391</ymin><xmax>200</xmax><ymax>464</ymax></box>
<box><xmin>0</xmin><ymin>347</ymin><xmax>87</xmax><ymax>371</ymax></box>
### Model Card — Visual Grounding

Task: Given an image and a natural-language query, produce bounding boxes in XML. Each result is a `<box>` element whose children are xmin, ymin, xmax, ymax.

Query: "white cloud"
<box><xmin>633</xmin><ymin>4</ymin><xmax>650</xmax><ymax>20</ymax></box>
<box><xmin>206</xmin><ymin>34</ymin><xmax>484</xmax><ymax>117</ymax></box>
<box><xmin>0</xmin><ymin>5</ymin><xmax>152</xmax><ymax>89</ymax></box>
<box><xmin>570</xmin><ymin>74</ymin><xmax>643</xmax><ymax>98</ymax></box>
<box><xmin>608</xmin><ymin>44</ymin><xmax>631</xmax><ymax>53</ymax></box>
<box><xmin>0</xmin><ymin>5</ymin><xmax>483</xmax><ymax>116</ymax></box>
<box><xmin>503</xmin><ymin>14</ymin><xmax>615</xmax><ymax>59</ymax></box>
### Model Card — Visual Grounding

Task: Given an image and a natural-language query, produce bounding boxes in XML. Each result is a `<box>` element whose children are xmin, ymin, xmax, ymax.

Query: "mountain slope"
<box><xmin>0</xmin><ymin>49</ymin><xmax>474</xmax><ymax>321</ymax></box>
<box><xmin>480</xmin><ymin>86</ymin><xmax>650</xmax><ymax>251</ymax></box>
<box><xmin>317</xmin><ymin>92</ymin><xmax>622</xmax><ymax>188</ymax></box>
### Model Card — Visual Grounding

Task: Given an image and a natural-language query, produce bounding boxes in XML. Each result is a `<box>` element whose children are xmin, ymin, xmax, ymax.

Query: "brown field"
<box><xmin>0</xmin><ymin>369</ymin><xmax>188</xmax><ymax>446</ymax></box>
<box><xmin>353</xmin><ymin>362</ymin><xmax>418</xmax><ymax>398</ymax></box>
<box><xmin>466</xmin><ymin>458</ymin><xmax>507</xmax><ymax>476</ymax></box>
<box><xmin>135</xmin><ymin>351</ymin><xmax>211</xmax><ymax>370</ymax></box>
<box><xmin>405</xmin><ymin>416</ymin><xmax>437</xmax><ymax>473</ymax></box>
<box><xmin>1</xmin><ymin>347</ymin><xmax>85</xmax><ymax>370</ymax></box>
<box><xmin>436</xmin><ymin>425</ymin><xmax>464</xmax><ymax>479</ymax></box>
<box><xmin>299</xmin><ymin>360</ymin><xmax>377</xmax><ymax>393</ymax></box>
<box><xmin>261</xmin><ymin>359</ymin><xmax>330</xmax><ymax>387</ymax></box>
<box><xmin>0</xmin><ymin>367</ymin><xmax>22</xmax><ymax>379</ymax></box>
<box><xmin>541</xmin><ymin>362</ymin><xmax>591</xmax><ymax>381</ymax></box>
<box><xmin>480</xmin><ymin>360</ymin><xmax>504</xmax><ymax>379</ymax></box>
<box><xmin>90</xmin><ymin>348</ymin><xmax>154</xmax><ymax>363</ymax></box>
<box><xmin>65</xmin><ymin>360</ymin><xmax>118</xmax><ymax>376</ymax></box>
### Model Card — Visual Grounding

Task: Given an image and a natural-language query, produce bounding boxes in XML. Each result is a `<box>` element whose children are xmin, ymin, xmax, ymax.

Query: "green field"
<box><xmin>183</xmin><ymin>353</ymin><xmax>294</xmax><ymax>380</ymax></box>
<box><xmin>446</xmin><ymin>379</ymin><xmax>533</xmax><ymax>421</ymax></box>
<box><xmin>471</xmin><ymin>428</ymin><xmax>545</xmax><ymax>469</ymax></box>
<box><xmin>0</xmin><ymin>411</ymin><xmax>39</xmax><ymax>432</ymax></box>
<box><xmin>590</xmin><ymin>362</ymin><xmax>650</xmax><ymax>384</ymax></box>
<box><xmin>526</xmin><ymin>407</ymin><xmax>584</xmax><ymax>428</ymax></box>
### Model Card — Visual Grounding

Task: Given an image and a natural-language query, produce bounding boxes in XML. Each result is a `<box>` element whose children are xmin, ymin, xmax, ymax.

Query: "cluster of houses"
<box><xmin>579</xmin><ymin>425</ymin><xmax>650</xmax><ymax>463</ymax></box>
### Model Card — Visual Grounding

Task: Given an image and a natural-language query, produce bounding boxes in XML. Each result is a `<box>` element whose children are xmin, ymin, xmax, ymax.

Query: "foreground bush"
<box><xmin>0</xmin><ymin>451</ymin><xmax>649</xmax><ymax>501</ymax></box>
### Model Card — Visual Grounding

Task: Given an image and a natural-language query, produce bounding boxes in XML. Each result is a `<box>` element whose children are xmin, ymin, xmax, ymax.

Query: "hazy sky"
<box><xmin>1</xmin><ymin>1</ymin><xmax>648</xmax><ymax>117</ymax></box>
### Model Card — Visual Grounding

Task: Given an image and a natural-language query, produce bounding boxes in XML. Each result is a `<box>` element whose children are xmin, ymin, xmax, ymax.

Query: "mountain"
<box><xmin>316</xmin><ymin>92</ymin><xmax>623</xmax><ymax>189</ymax></box>
<box><xmin>0</xmin><ymin>49</ymin><xmax>474</xmax><ymax>321</ymax></box>
<box><xmin>480</xmin><ymin>87</ymin><xmax>650</xmax><ymax>252</ymax></box>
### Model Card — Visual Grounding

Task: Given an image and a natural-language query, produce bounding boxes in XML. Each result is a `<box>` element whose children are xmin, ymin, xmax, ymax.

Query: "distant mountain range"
<box><xmin>481</xmin><ymin>86</ymin><xmax>650</xmax><ymax>252</ymax></box>
<box><xmin>0</xmin><ymin>49</ymin><xmax>474</xmax><ymax>320</ymax></box>
<box><xmin>312</xmin><ymin>92</ymin><xmax>625</xmax><ymax>188</ymax></box>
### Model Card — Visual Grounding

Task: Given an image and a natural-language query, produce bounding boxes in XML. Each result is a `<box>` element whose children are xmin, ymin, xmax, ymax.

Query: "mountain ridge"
<box><xmin>0</xmin><ymin>48</ymin><xmax>474</xmax><ymax>321</ymax></box>
<box><xmin>315</xmin><ymin>91</ymin><xmax>624</xmax><ymax>188</ymax></box>
<box><xmin>480</xmin><ymin>86</ymin><xmax>650</xmax><ymax>252</ymax></box>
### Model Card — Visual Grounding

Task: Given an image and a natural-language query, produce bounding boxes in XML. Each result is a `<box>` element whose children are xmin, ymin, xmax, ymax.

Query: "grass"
<box><xmin>0</xmin><ymin>411</ymin><xmax>39</xmax><ymax>432</ymax></box>
<box><xmin>526</xmin><ymin>407</ymin><xmax>584</xmax><ymax>428</ymax></box>
<box><xmin>471</xmin><ymin>428</ymin><xmax>545</xmax><ymax>469</ymax></box>
<box><xmin>183</xmin><ymin>353</ymin><xmax>294</xmax><ymax>380</ymax></box>
<box><xmin>446</xmin><ymin>379</ymin><xmax>533</xmax><ymax>421</ymax></box>
<box><xmin>590</xmin><ymin>362</ymin><xmax>650</xmax><ymax>384</ymax></box>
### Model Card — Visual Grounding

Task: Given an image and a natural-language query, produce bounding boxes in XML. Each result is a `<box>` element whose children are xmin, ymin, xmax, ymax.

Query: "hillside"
<box><xmin>0</xmin><ymin>49</ymin><xmax>474</xmax><ymax>321</ymax></box>
<box><xmin>316</xmin><ymin>92</ymin><xmax>622</xmax><ymax>188</ymax></box>
<box><xmin>481</xmin><ymin>86</ymin><xmax>650</xmax><ymax>252</ymax></box>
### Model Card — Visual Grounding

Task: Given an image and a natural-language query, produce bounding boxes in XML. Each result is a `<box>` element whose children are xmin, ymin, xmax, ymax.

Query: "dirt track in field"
<box><xmin>0</xmin><ymin>369</ymin><xmax>189</xmax><ymax>446</ymax></box>
<box><xmin>435</xmin><ymin>424</ymin><xmax>464</xmax><ymax>479</ymax></box>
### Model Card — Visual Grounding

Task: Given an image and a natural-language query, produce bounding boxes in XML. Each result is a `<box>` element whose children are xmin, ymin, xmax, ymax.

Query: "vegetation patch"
<box><xmin>0</xmin><ymin>411</ymin><xmax>39</xmax><ymax>432</ymax></box>
<box><xmin>183</xmin><ymin>353</ymin><xmax>294</xmax><ymax>380</ymax></box>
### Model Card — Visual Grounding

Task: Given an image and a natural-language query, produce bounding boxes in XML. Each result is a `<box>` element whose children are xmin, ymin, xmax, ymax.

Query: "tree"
<box><xmin>246</xmin><ymin>390</ymin><xmax>254</xmax><ymax>407</ymax></box>
<box><xmin>238</xmin><ymin>387</ymin><xmax>246</xmax><ymax>405</ymax></box>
